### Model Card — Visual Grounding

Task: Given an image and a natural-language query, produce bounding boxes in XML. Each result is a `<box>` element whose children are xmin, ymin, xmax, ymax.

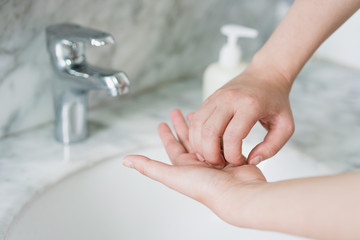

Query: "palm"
<box><xmin>124</xmin><ymin>109</ymin><xmax>266</xmax><ymax>222</ymax></box>
<box><xmin>169</xmin><ymin>147</ymin><xmax>265</xmax><ymax>188</ymax></box>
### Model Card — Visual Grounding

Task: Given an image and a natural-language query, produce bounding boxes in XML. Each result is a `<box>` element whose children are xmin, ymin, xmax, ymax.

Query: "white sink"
<box><xmin>5</xmin><ymin>144</ymin><xmax>334</xmax><ymax>240</ymax></box>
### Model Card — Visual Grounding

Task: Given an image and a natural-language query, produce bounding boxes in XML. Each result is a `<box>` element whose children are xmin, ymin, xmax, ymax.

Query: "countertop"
<box><xmin>0</xmin><ymin>59</ymin><xmax>359</xmax><ymax>238</ymax></box>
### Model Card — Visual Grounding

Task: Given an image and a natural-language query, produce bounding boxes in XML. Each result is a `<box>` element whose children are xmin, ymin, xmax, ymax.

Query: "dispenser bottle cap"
<box><xmin>219</xmin><ymin>24</ymin><xmax>258</xmax><ymax>67</ymax></box>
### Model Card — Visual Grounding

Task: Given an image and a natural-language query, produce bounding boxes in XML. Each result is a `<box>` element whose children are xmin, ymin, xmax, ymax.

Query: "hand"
<box><xmin>189</xmin><ymin>64</ymin><xmax>295</xmax><ymax>167</ymax></box>
<box><xmin>123</xmin><ymin>109</ymin><xmax>267</xmax><ymax>226</ymax></box>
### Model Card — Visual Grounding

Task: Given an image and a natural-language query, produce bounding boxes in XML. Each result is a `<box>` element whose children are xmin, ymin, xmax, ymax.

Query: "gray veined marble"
<box><xmin>0</xmin><ymin>59</ymin><xmax>359</xmax><ymax>239</ymax></box>
<box><xmin>0</xmin><ymin>0</ymin><xmax>280</xmax><ymax>138</ymax></box>
<box><xmin>291</xmin><ymin>60</ymin><xmax>360</xmax><ymax>170</ymax></box>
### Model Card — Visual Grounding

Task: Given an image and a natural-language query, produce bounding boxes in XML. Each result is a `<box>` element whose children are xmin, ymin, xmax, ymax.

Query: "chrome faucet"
<box><xmin>46</xmin><ymin>23</ymin><xmax>129</xmax><ymax>144</ymax></box>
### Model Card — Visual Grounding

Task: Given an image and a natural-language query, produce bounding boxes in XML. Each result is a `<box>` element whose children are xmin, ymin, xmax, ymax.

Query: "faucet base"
<box><xmin>54</xmin><ymin>90</ymin><xmax>88</xmax><ymax>144</ymax></box>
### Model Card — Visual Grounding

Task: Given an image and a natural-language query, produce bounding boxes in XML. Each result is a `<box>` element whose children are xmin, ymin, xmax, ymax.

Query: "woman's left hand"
<box><xmin>123</xmin><ymin>109</ymin><xmax>267</xmax><ymax>226</ymax></box>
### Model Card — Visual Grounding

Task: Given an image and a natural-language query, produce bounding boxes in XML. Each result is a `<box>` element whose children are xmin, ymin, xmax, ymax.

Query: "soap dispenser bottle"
<box><xmin>203</xmin><ymin>24</ymin><xmax>258</xmax><ymax>101</ymax></box>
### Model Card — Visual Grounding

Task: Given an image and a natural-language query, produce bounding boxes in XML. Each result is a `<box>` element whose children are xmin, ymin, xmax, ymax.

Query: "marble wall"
<box><xmin>0</xmin><ymin>0</ymin><xmax>281</xmax><ymax>138</ymax></box>
<box><xmin>316</xmin><ymin>10</ymin><xmax>360</xmax><ymax>70</ymax></box>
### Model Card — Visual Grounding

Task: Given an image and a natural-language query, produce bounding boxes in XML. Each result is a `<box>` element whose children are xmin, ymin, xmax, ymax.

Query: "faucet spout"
<box><xmin>102</xmin><ymin>72</ymin><xmax>130</xmax><ymax>97</ymax></box>
<box><xmin>65</xmin><ymin>64</ymin><xmax>130</xmax><ymax>96</ymax></box>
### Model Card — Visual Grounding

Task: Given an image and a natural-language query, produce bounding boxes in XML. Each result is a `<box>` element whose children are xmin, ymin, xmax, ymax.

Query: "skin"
<box><xmin>124</xmin><ymin>0</ymin><xmax>360</xmax><ymax>238</ymax></box>
<box><xmin>189</xmin><ymin>0</ymin><xmax>360</xmax><ymax>167</ymax></box>
<box><xmin>123</xmin><ymin>109</ymin><xmax>267</xmax><ymax>226</ymax></box>
<box><xmin>124</xmin><ymin>110</ymin><xmax>360</xmax><ymax>240</ymax></box>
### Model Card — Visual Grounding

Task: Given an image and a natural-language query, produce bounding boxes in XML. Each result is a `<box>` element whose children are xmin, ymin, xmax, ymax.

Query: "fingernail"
<box><xmin>196</xmin><ymin>153</ymin><xmax>205</xmax><ymax>162</ymax></box>
<box><xmin>203</xmin><ymin>160</ymin><xmax>225</xmax><ymax>169</ymax></box>
<box><xmin>122</xmin><ymin>158</ymin><xmax>134</xmax><ymax>168</ymax></box>
<box><xmin>212</xmin><ymin>163</ymin><xmax>225</xmax><ymax>169</ymax></box>
<box><xmin>250</xmin><ymin>156</ymin><xmax>263</xmax><ymax>165</ymax></box>
<box><xmin>242</xmin><ymin>154</ymin><xmax>248</xmax><ymax>165</ymax></box>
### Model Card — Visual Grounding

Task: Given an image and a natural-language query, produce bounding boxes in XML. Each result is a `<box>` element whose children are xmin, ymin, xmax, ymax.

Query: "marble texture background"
<box><xmin>0</xmin><ymin>0</ymin><xmax>281</xmax><ymax>138</ymax></box>
<box><xmin>291</xmin><ymin>60</ymin><xmax>360</xmax><ymax>170</ymax></box>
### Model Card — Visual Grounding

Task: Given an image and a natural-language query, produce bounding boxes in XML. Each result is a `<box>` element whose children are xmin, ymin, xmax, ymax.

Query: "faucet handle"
<box><xmin>46</xmin><ymin>23</ymin><xmax>114</xmax><ymax>47</ymax></box>
<box><xmin>46</xmin><ymin>23</ymin><xmax>116</xmax><ymax>67</ymax></box>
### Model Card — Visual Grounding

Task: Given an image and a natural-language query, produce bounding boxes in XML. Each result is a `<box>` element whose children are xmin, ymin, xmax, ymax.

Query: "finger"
<box><xmin>189</xmin><ymin>104</ymin><xmax>216</xmax><ymax>161</ymax></box>
<box><xmin>248</xmin><ymin>115</ymin><xmax>295</xmax><ymax>165</ymax></box>
<box><xmin>187</xmin><ymin>112</ymin><xmax>194</xmax><ymax>122</ymax></box>
<box><xmin>170</xmin><ymin>109</ymin><xmax>192</xmax><ymax>153</ymax></box>
<box><xmin>223</xmin><ymin>112</ymin><xmax>258</xmax><ymax>166</ymax></box>
<box><xmin>122</xmin><ymin>155</ymin><xmax>210</xmax><ymax>203</ymax></box>
<box><xmin>123</xmin><ymin>155</ymin><xmax>185</xmax><ymax>192</ymax></box>
<box><xmin>123</xmin><ymin>155</ymin><xmax>173</xmax><ymax>182</ymax></box>
<box><xmin>201</xmin><ymin>107</ymin><xmax>233</xmax><ymax>167</ymax></box>
<box><xmin>158</xmin><ymin>123</ymin><xmax>186</xmax><ymax>164</ymax></box>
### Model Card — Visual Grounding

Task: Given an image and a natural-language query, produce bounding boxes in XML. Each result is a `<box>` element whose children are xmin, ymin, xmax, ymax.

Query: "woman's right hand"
<box><xmin>189</xmin><ymin>62</ymin><xmax>295</xmax><ymax>167</ymax></box>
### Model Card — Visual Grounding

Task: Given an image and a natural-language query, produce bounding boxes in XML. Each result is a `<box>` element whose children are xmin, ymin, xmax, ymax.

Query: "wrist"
<box><xmin>219</xmin><ymin>181</ymin><xmax>271</xmax><ymax>229</ymax></box>
<box><xmin>247</xmin><ymin>50</ymin><xmax>295</xmax><ymax>91</ymax></box>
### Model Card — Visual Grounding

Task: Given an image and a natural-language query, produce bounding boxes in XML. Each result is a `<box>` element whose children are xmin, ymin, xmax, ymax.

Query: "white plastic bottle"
<box><xmin>203</xmin><ymin>24</ymin><xmax>258</xmax><ymax>101</ymax></box>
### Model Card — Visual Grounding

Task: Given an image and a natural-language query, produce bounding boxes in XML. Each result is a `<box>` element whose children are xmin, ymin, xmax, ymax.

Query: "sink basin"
<box><xmin>5</xmin><ymin>144</ymin><xmax>334</xmax><ymax>240</ymax></box>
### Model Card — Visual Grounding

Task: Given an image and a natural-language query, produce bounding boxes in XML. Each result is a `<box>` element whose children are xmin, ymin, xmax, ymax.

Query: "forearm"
<box><xmin>251</xmin><ymin>0</ymin><xmax>360</xmax><ymax>83</ymax></box>
<box><xmin>240</xmin><ymin>171</ymin><xmax>360</xmax><ymax>239</ymax></box>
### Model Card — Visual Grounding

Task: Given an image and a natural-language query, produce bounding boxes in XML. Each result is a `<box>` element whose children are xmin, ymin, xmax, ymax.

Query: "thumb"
<box><xmin>123</xmin><ymin>155</ymin><xmax>173</xmax><ymax>182</ymax></box>
<box><xmin>248</xmin><ymin>115</ymin><xmax>294</xmax><ymax>165</ymax></box>
<box><xmin>123</xmin><ymin>155</ymin><xmax>208</xmax><ymax>202</ymax></box>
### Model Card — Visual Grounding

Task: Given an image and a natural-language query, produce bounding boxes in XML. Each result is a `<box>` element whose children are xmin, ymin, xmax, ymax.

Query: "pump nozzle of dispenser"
<box><xmin>219</xmin><ymin>24</ymin><xmax>258</xmax><ymax>67</ymax></box>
